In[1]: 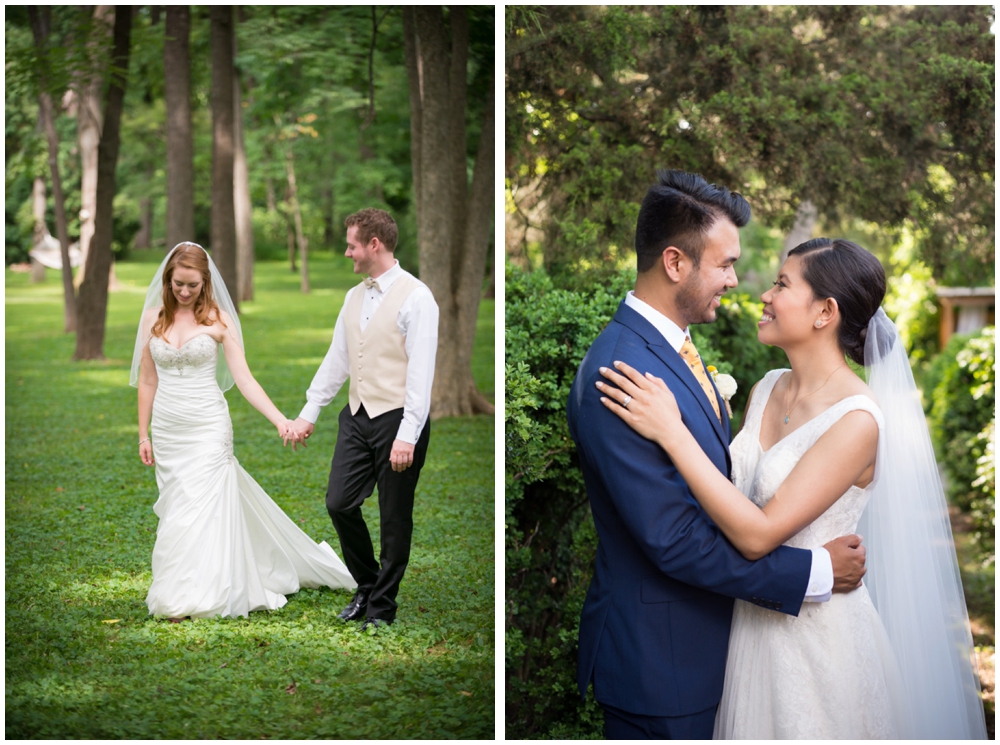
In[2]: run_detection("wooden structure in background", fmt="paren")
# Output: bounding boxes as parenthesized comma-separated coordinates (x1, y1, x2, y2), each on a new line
(936, 286, 995, 348)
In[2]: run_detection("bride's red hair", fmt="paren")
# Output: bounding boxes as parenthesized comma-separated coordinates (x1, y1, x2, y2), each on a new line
(151, 243, 227, 339)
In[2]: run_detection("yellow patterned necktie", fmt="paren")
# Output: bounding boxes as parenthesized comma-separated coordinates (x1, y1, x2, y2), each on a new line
(679, 337, 722, 422)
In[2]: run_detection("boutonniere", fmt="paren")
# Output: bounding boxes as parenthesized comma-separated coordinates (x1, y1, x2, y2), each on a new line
(706, 366, 737, 417)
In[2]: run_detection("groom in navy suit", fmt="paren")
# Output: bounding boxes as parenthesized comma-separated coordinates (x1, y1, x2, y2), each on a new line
(567, 170, 867, 739)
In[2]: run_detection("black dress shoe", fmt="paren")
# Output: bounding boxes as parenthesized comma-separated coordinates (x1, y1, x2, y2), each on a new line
(338, 588, 372, 622)
(360, 617, 392, 633)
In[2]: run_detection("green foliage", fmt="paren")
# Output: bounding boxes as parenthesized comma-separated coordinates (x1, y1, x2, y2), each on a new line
(505, 263, 628, 738)
(5, 7, 493, 273)
(5, 256, 495, 738)
(507, 6, 994, 284)
(969, 419, 995, 564)
(926, 327, 995, 563)
(884, 252, 940, 378)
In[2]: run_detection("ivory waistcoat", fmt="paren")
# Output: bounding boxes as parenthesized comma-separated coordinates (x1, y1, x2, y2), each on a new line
(344, 274, 419, 418)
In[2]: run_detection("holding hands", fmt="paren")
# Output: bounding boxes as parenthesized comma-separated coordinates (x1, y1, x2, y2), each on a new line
(282, 417, 315, 450)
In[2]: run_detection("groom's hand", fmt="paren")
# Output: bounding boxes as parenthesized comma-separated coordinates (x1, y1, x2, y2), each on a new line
(389, 439, 415, 472)
(286, 418, 315, 451)
(825, 534, 866, 593)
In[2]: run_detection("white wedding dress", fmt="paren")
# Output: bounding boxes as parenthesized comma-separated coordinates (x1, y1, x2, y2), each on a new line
(145, 333, 356, 618)
(714, 369, 907, 739)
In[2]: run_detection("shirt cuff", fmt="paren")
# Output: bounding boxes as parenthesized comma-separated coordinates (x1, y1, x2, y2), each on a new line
(298, 401, 323, 425)
(395, 419, 420, 445)
(804, 547, 834, 602)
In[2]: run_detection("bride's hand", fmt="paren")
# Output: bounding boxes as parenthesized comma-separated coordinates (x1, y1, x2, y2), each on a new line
(596, 360, 682, 449)
(277, 418, 296, 443)
(139, 439, 154, 466)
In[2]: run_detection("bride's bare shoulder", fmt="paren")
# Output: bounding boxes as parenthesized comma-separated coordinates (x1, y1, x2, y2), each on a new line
(841, 369, 878, 407)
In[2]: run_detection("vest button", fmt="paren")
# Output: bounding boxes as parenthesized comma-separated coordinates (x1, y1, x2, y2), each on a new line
(358, 352, 362, 357)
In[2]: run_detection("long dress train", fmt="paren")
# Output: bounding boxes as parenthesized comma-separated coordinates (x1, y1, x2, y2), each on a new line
(145, 333, 355, 618)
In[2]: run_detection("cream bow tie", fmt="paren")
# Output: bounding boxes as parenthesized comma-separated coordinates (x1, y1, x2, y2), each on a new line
(364, 277, 380, 291)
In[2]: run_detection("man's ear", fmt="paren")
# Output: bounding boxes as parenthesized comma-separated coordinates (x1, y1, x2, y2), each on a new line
(368, 237, 383, 254)
(661, 246, 688, 283)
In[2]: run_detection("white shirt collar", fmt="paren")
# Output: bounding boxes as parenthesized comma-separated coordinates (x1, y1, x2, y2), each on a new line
(624, 291, 689, 352)
(369, 260, 402, 292)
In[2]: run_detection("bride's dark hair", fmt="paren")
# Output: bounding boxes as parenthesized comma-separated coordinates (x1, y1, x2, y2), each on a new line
(787, 238, 886, 365)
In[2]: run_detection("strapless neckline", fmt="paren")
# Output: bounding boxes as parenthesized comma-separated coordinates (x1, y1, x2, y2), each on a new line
(156, 332, 215, 351)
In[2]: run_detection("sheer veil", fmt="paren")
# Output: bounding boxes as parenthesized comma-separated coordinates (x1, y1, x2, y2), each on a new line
(858, 308, 987, 738)
(128, 243, 243, 392)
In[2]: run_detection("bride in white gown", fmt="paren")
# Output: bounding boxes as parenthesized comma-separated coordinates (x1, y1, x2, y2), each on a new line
(598, 238, 986, 739)
(131, 242, 355, 620)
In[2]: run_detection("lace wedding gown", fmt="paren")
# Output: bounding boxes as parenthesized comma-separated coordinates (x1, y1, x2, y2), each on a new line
(145, 333, 356, 618)
(714, 370, 907, 739)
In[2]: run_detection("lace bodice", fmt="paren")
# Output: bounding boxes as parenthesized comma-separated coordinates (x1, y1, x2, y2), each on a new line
(729, 369, 884, 548)
(149, 333, 218, 373)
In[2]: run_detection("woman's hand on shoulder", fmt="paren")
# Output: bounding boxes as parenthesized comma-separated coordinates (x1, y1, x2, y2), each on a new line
(595, 360, 682, 448)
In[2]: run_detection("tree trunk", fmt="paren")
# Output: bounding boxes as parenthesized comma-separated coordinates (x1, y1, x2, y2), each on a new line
(210, 5, 238, 309)
(74, 5, 131, 360)
(780, 200, 818, 264)
(266, 177, 276, 212)
(322, 184, 334, 248)
(31, 174, 47, 282)
(403, 7, 494, 418)
(28, 6, 76, 332)
(284, 147, 309, 293)
(164, 5, 195, 249)
(233, 16, 254, 303)
(135, 195, 153, 248)
(286, 216, 297, 272)
(453, 66, 495, 415)
(74, 5, 113, 287)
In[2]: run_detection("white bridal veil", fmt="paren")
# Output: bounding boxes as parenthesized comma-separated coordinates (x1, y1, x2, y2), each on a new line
(858, 308, 987, 739)
(128, 243, 243, 392)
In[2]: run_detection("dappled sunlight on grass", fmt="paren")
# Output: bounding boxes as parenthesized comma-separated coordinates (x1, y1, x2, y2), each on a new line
(6, 258, 495, 738)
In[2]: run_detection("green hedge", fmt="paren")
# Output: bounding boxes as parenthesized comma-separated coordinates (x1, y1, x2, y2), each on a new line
(504, 264, 789, 738)
(926, 326, 995, 562)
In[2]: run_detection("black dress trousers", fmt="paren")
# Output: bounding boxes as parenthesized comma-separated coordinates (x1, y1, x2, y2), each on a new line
(325, 403, 430, 621)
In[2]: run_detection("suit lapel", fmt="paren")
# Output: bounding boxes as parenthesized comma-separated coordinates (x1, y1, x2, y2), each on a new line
(613, 303, 732, 467)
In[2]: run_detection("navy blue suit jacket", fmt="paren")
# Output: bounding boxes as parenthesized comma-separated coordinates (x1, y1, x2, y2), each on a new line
(568, 300, 812, 717)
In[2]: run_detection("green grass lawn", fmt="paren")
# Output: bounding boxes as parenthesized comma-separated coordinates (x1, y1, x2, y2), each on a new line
(5, 254, 496, 739)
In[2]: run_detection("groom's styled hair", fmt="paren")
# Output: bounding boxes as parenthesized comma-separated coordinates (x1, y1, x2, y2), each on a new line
(634, 169, 751, 272)
(345, 208, 398, 252)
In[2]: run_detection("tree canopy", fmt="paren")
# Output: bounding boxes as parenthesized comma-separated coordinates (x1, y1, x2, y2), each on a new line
(506, 5, 994, 285)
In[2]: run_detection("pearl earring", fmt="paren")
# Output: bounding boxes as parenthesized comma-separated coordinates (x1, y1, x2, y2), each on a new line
(815, 321, 822, 327)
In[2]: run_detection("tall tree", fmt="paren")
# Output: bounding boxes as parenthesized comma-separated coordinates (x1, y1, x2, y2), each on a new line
(73, 5, 113, 286)
(210, 5, 238, 308)
(74, 4, 131, 360)
(164, 5, 194, 249)
(284, 143, 309, 293)
(27, 5, 76, 332)
(404, 6, 494, 418)
(233, 12, 254, 303)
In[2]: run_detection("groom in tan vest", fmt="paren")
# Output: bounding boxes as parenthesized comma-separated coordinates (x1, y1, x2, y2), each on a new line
(288, 208, 439, 631)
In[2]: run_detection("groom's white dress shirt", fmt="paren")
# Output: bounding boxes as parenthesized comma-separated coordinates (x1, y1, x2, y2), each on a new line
(299, 260, 439, 444)
(625, 292, 834, 601)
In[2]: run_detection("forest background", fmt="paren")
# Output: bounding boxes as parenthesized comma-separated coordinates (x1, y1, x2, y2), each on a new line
(6, 5, 496, 739)
(504, 5, 995, 739)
